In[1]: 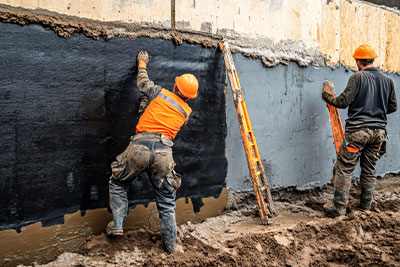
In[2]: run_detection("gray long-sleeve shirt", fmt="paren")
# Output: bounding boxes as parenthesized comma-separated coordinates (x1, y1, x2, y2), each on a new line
(326, 67, 397, 132)
(137, 68, 162, 101)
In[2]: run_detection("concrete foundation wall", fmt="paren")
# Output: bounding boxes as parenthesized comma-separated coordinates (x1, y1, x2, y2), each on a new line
(227, 55, 400, 191)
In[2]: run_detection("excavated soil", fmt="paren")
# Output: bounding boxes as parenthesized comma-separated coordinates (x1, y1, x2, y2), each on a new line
(24, 175, 400, 267)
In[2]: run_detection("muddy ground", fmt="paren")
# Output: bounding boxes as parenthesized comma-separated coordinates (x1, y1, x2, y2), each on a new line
(24, 175, 400, 267)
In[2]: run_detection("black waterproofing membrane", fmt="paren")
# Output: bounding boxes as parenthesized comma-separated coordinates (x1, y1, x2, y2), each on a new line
(0, 23, 227, 231)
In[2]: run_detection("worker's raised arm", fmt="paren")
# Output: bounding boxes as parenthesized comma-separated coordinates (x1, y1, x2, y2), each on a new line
(322, 73, 359, 109)
(136, 51, 162, 100)
(388, 80, 397, 114)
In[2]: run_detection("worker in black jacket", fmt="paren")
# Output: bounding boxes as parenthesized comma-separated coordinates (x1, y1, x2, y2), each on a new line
(322, 44, 397, 217)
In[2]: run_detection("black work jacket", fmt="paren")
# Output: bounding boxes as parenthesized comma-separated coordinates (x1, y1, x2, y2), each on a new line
(327, 67, 397, 132)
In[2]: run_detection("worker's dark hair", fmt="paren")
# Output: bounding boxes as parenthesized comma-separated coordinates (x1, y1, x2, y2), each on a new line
(175, 88, 189, 101)
(358, 59, 374, 67)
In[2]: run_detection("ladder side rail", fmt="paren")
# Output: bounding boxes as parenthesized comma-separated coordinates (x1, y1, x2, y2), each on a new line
(239, 85, 274, 210)
(220, 41, 271, 222)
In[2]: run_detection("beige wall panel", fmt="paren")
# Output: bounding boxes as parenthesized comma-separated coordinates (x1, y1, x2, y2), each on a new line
(1, 0, 171, 24)
(384, 12, 400, 71)
(340, 0, 387, 69)
(378, 10, 388, 70)
(175, 0, 321, 47)
(319, 0, 341, 64)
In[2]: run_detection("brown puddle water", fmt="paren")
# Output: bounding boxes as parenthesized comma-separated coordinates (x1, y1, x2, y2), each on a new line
(0, 189, 227, 267)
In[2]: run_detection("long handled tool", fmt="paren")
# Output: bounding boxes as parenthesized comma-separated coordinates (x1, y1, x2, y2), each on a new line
(323, 81, 344, 184)
(323, 81, 344, 154)
(219, 41, 273, 224)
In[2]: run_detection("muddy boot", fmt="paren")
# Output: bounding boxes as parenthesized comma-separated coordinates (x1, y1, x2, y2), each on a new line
(160, 216, 177, 253)
(108, 179, 129, 237)
(106, 221, 123, 236)
(359, 186, 375, 210)
(323, 189, 348, 217)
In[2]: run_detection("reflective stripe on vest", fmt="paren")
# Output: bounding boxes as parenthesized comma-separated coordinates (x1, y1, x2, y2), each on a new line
(136, 89, 192, 140)
(159, 92, 188, 120)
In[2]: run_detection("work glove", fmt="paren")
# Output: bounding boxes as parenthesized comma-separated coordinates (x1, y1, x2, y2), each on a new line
(322, 90, 334, 103)
(322, 81, 335, 103)
(137, 51, 149, 69)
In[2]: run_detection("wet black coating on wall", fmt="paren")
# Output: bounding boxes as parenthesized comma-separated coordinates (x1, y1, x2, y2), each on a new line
(0, 23, 227, 231)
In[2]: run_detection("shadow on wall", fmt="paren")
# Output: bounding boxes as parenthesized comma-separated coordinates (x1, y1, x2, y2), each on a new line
(0, 22, 227, 232)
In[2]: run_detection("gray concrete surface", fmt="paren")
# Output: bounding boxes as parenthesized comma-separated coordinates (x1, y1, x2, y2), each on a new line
(227, 54, 400, 191)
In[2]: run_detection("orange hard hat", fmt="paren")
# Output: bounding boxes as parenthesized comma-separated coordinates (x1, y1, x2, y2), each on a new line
(353, 44, 377, 59)
(175, 74, 199, 99)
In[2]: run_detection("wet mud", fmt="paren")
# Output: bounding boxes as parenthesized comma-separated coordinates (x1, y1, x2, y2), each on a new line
(23, 175, 400, 267)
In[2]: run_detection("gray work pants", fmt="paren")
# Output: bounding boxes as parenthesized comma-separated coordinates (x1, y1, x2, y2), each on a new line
(333, 128, 386, 207)
(109, 132, 181, 251)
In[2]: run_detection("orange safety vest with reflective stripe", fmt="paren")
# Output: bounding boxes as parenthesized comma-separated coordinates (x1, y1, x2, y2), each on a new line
(136, 89, 192, 140)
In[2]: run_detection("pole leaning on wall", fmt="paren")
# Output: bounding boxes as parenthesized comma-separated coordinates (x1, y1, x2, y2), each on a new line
(323, 81, 344, 185)
(323, 81, 344, 155)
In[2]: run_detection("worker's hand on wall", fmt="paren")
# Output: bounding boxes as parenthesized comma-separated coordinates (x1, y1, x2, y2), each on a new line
(137, 51, 149, 69)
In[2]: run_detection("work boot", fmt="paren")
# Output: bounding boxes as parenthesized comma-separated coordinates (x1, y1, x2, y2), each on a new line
(323, 201, 346, 217)
(359, 186, 375, 210)
(108, 179, 129, 236)
(323, 189, 348, 217)
(106, 221, 123, 236)
(160, 216, 177, 253)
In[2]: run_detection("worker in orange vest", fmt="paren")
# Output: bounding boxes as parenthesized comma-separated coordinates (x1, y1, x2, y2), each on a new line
(322, 44, 397, 217)
(106, 50, 199, 253)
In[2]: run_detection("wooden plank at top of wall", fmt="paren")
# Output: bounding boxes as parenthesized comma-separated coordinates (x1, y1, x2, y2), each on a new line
(171, 0, 176, 28)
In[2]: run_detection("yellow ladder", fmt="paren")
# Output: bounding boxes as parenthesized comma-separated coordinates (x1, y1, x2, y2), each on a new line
(219, 41, 273, 224)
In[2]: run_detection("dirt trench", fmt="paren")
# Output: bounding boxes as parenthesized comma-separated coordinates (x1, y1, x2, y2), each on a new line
(23, 175, 400, 267)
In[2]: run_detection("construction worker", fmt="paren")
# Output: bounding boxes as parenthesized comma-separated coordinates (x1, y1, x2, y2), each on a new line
(106, 50, 199, 253)
(322, 44, 397, 216)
